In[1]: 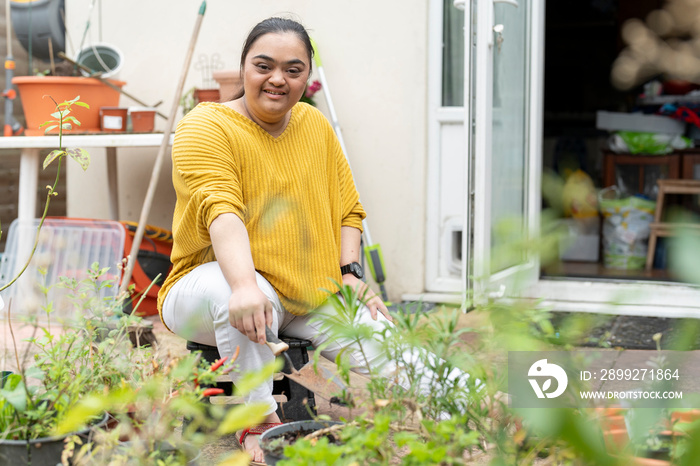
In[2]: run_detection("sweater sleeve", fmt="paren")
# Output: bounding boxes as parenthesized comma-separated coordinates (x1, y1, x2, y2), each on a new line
(332, 132, 366, 231)
(172, 109, 246, 246)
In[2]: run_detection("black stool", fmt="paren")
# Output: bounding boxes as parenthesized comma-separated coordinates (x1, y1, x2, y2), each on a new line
(186, 337, 316, 421)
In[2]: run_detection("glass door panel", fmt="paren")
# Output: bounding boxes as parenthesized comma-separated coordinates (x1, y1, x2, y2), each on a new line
(469, 0, 544, 299)
(490, 1, 528, 273)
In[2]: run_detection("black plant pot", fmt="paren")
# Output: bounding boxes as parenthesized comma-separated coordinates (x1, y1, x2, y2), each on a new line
(0, 412, 109, 466)
(259, 420, 344, 466)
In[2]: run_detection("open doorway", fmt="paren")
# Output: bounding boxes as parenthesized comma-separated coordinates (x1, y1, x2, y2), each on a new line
(540, 0, 700, 283)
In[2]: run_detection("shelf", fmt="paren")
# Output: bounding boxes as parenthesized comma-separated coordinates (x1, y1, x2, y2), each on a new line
(638, 93, 700, 106)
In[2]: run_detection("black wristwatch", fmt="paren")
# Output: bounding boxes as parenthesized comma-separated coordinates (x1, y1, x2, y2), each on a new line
(340, 262, 364, 279)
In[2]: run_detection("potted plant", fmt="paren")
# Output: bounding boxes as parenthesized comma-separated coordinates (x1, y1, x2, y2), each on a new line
(598, 405, 700, 465)
(260, 420, 344, 465)
(0, 263, 141, 464)
(180, 86, 220, 116)
(255, 284, 494, 465)
(0, 96, 131, 465)
(193, 87, 220, 104)
(61, 343, 279, 465)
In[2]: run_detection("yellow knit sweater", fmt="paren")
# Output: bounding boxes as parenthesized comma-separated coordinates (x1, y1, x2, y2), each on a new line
(157, 102, 366, 317)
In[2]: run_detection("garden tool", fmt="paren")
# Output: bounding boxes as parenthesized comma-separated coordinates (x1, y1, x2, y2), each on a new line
(311, 39, 390, 304)
(119, 1, 207, 296)
(265, 328, 370, 405)
(283, 358, 370, 406)
(3, 0, 23, 136)
(264, 325, 290, 357)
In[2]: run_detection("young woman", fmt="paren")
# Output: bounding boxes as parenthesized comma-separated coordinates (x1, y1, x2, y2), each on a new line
(158, 17, 392, 463)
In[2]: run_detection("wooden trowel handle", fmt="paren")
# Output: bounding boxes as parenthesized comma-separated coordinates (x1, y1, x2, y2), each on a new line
(265, 326, 289, 356)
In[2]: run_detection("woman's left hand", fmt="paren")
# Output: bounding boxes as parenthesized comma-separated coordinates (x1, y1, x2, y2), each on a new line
(342, 276, 392, 322)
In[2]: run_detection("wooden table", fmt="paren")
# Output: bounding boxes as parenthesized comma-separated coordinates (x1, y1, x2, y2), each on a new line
(0, 133, 174, 223)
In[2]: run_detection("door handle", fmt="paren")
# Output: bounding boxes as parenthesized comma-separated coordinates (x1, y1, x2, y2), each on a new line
(452, 0, 519, 50)
(491, 0, 518, 50)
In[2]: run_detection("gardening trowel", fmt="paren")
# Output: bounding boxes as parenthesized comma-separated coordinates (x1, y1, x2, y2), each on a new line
(284, 359, 371, 406)
(264, 327, 370, 406)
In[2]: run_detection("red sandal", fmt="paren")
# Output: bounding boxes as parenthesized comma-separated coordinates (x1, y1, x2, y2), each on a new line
(238, 422, 283, 465)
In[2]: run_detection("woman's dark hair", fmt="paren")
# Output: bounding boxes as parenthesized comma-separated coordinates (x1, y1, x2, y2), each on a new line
(230, 17, 314, 100)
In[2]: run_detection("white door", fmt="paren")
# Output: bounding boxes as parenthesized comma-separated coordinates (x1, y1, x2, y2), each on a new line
(466, 0, 545, 302)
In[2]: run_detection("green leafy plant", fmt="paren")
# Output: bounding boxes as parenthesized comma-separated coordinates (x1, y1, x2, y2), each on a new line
(0, 96, 90, 296)
(62, 340, 279, 465)
(270, 212, 642, 464)
(180, 87, 196, 116)
(2, 256, 276, 464)
(0, 264, 141, 442)
(266, 284, 501, 465)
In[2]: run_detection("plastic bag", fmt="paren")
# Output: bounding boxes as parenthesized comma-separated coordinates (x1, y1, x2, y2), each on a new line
(562, 169, 598, 218)
(598, 186, 656, 270)
(608, 131, 692, 155)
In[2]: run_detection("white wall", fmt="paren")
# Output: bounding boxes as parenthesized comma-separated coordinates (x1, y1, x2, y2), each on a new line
(64, 0, 429, 301)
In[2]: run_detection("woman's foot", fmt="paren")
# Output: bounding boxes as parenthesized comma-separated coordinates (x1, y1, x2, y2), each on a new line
(237, 412, 282, 464)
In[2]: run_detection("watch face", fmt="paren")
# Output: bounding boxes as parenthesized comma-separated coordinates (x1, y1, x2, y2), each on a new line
(342, 262, 364, 279)
(351, 262, 364, 279)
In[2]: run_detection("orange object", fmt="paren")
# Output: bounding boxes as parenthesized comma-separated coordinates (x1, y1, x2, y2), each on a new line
(130, 108, 156, 132)
(12, 76, 125, 135)
(99, 107, 128, 132)
(193, 88, 220, 104)
(4, 60, 15, 70)
(120, 222, 173, 316)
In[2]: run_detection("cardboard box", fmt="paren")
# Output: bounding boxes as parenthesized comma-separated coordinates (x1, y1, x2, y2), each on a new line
(559, 218, 600, 262)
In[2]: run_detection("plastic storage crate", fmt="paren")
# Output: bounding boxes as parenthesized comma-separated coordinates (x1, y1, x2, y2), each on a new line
(0, 218, 125, 321)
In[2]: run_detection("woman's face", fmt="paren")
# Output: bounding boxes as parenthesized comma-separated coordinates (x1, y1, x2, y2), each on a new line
(242, 32, 310, 124)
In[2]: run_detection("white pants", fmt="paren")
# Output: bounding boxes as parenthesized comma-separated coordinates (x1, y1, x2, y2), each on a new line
(162, 262, 392, 416)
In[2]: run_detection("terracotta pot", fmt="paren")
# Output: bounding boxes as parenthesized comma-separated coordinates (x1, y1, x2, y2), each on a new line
(658, 409, 700, 436)
(12, 76, 125, 135)
(99, 107, 128, 132)
(129, 108, 156, 133)
(595, 406, 626, 417)
(193, 88, 220, 104)
(598, 407, 673, 466)
(600, 414, 626, 431)
(670, 409, 700, 424)
(630, 456, 672, 466)
(603, 428, 629, 451)
(212, 70, 242, 101)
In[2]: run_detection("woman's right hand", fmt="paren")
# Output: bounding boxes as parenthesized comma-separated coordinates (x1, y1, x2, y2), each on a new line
(228, 284, 273, 344)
